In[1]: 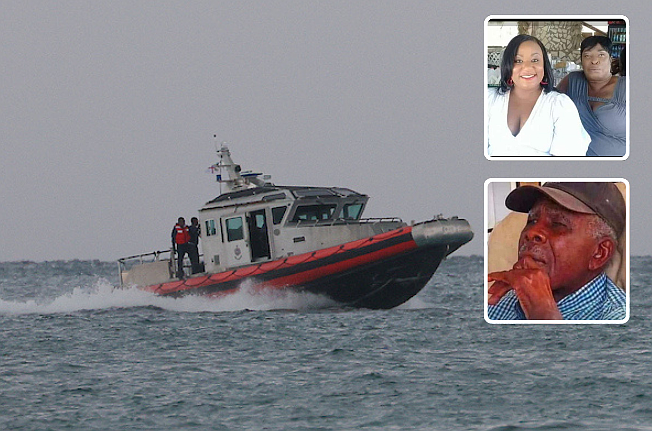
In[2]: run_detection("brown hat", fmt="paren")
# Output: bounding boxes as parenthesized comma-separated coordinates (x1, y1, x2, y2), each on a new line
(505, 182, 626, 237)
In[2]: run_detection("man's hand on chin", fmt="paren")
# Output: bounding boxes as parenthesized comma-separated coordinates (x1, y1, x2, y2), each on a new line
(488, 256, 563, 320)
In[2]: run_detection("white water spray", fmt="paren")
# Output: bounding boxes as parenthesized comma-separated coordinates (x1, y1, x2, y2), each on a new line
(0, 279, 338, 315)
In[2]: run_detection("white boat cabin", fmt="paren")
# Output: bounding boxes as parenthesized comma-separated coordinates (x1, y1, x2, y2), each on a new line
(118, 144, 404, 286)
(199, 184, 404, 273)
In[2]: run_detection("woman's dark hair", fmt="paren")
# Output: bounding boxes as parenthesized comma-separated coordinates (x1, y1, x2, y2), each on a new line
(499, 34, 555, 94)
(580, 36, 613, 56)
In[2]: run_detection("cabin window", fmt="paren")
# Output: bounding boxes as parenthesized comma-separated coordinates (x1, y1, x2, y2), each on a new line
(293, 188, 336, 198)
(342, 203, 363, 220)
(226, 217, 244, 242)
(291, 204, 337, 222)
(263, 193, 286, 201)
(272, 206, 287, 225)
(205, 219, 217, 236)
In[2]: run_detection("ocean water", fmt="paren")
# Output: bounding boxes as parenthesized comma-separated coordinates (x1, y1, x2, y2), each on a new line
(1, 256, 651, 431)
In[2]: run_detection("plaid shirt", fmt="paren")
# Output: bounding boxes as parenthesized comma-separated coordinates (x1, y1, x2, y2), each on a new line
(488, 272, 626, 321)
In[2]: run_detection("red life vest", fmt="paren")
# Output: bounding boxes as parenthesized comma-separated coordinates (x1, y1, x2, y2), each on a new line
(174, 224, 191, 245)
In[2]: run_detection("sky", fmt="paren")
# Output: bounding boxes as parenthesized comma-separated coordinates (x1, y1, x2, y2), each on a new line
(1, 1, 649, 262)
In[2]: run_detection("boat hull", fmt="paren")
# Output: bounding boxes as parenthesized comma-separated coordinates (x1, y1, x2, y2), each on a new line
(294, 244, 449, 309)
(141, 218, 473, 309)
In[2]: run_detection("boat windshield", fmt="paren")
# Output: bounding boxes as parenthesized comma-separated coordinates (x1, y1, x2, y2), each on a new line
(342, 203, 364, 220)
(291, 204, 337, 222)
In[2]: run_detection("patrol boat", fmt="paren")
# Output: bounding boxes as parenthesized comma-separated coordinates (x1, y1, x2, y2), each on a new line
(117, 145, 473, 309)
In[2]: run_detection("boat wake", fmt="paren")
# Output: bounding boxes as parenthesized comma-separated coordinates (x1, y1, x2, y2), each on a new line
(0, 279, 339, 315)
(395, 295, 432, 310)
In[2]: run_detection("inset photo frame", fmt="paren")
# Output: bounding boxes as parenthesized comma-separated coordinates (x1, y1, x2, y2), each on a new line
(484, 179, 629, 324)
(484, 16, 629, 160)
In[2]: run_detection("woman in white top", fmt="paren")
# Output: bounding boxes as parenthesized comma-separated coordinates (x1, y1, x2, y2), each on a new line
(487, 35, 590, 157)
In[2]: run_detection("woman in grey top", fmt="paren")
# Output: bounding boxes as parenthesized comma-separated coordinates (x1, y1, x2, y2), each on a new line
(557, 36, 626, 156)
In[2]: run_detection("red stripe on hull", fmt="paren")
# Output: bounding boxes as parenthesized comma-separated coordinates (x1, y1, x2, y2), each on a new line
(144, 227, 415, 296)
(264, 240, 417, 288)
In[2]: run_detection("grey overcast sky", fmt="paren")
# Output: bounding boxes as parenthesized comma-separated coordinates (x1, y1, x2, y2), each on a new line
(1, 1, 649, 261)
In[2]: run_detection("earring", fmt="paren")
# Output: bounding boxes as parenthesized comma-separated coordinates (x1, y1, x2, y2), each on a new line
(507, 78, 514, 86)
(540, 78, 548, 85)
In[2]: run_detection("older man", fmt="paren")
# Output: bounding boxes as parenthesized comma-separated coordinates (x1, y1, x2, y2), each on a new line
(488, 182, 626, 321)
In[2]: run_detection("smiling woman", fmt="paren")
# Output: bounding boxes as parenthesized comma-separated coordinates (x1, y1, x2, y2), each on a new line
(486, 34, 591, 157)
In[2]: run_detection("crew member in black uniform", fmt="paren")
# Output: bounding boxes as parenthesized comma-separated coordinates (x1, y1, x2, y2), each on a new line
(188, 217, 203, 274)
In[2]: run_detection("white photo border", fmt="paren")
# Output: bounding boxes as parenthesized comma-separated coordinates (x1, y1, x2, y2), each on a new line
(483, 15, 630, 161)
(483, 177, 630, 324)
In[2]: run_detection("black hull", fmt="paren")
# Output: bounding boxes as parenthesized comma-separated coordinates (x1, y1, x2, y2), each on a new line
(299, 245, 447, 309)
(144, 218, 473, 309)
(161, 244, 447, 310)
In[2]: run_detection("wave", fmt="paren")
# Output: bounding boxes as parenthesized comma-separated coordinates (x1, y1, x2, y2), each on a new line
(0, 279, 339, 315)
(395, 295, 432, 310)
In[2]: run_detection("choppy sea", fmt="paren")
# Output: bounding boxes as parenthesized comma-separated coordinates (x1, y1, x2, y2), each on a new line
(1, 256, 651, 430)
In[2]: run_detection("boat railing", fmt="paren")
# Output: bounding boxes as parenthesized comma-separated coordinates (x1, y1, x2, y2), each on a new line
(117, 249, 173, 287)
(117, 249, 206, 287)
(293, 217, 403, 228)
(117, 249, 173, 267)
